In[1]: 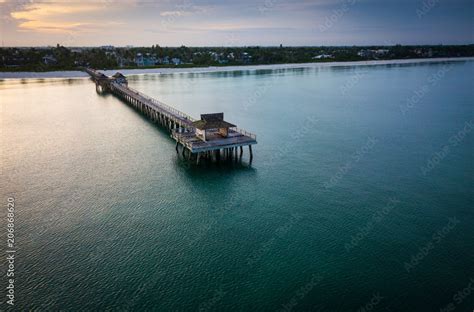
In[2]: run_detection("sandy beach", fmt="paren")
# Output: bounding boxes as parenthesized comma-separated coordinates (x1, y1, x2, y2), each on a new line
(1, 57, 473, 79)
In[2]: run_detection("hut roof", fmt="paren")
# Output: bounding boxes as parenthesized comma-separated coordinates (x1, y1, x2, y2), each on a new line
(192, 113, 236, 130)
(112, 72, 126, 78)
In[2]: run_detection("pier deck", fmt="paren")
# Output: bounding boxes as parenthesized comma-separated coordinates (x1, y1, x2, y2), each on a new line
(86, 68, 257, 163)
(172, 128, 257, 153)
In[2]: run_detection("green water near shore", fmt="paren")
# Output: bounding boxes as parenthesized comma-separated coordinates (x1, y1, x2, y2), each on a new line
(1, 61, 473, 311)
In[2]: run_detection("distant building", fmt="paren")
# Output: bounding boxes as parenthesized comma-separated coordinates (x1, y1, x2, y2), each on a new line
(42, 55, 57, 65)
(208, 52, 228, 64)
(144, 53, 157, 66)
(135, 53, 157, 66)
(313, 54, 333, 59)
(242, 52, 252, 64)
(374, 49, 389, 56)
(171, 57, 181, 65)
(74, 60, 87, 66)
(117, 57, 127, 67)
(135, 53, 144, 66)
(357, 49, 371, 58)
(358, 49, 390, 58)
(414, 48, 433, 58)
(105, 51, 116, 57)
(100, 45, 115, 51)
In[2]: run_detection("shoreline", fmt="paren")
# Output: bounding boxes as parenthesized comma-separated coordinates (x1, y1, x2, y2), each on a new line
(1, 57, 473, 79)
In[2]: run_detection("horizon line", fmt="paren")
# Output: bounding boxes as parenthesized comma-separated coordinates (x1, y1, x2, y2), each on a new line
(2, 43, 474, 49)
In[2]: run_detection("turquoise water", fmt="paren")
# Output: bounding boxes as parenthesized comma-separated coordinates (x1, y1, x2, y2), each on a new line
(1, 61, 473, 311)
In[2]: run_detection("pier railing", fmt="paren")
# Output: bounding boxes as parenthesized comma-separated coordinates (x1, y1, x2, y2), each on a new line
(171, 131, 195, 150)
(110, 82, 255, 141)
(118, 84, 196, 123)
(231, 127, 257, 140)
(85, 68, 105, 80)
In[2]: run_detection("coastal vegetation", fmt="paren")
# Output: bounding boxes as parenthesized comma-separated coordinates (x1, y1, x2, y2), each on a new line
(1, 44, 473, 72)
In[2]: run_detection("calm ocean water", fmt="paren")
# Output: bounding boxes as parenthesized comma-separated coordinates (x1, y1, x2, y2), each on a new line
(1, 61, 473, 311)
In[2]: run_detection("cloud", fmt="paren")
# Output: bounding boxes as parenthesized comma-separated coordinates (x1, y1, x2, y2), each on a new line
(17, 21, 85, 32)
(159, 4, 208, 17)
(160, 10, 191, 17)
(8, 1, 107, 33)
(11, 3, 100, 19)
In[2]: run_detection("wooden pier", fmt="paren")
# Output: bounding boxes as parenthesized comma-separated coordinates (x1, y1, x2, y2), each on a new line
(86, 68, 257, 164)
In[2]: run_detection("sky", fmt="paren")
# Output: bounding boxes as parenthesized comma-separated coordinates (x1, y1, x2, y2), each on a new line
(0, 0, 472, 47)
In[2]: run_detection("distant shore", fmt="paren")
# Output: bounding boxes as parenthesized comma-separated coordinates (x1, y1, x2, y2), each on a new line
(1, 57, 473, 79)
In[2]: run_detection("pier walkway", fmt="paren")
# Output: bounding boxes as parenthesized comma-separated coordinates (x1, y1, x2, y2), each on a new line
(86, 68, 257, 164)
